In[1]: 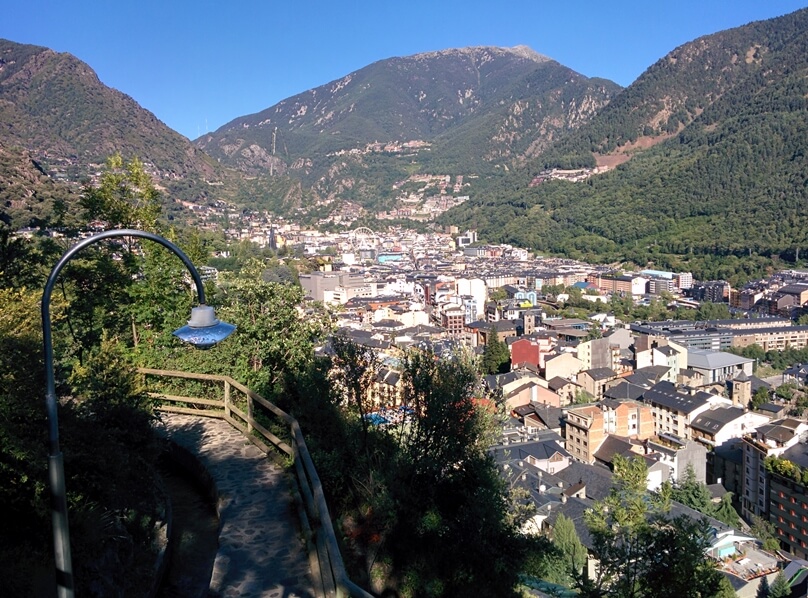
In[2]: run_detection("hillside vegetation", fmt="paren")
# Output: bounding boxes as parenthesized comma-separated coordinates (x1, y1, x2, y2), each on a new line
(441, 8, 808, 283)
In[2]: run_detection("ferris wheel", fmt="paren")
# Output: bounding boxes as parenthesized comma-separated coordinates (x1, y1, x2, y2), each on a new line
(349, 227, 379, 250)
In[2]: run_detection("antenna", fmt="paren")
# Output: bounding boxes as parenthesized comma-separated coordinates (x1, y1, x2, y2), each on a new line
(270, 127, 277, 176)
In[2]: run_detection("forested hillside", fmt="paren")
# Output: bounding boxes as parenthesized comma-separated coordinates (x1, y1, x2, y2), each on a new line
(442, 8, 808, 283)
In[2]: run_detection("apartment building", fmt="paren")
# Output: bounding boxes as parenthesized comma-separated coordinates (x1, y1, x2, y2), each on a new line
(642, 381, 732, 440)
(741, 418, 808, 522)
(564, 399, 654, 464)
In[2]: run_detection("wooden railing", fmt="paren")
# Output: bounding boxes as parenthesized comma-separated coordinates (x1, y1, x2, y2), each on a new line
(138, 368, 374, 598)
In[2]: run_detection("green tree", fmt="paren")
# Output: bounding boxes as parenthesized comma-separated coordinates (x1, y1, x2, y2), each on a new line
(586, 325, 603, 340)
(80, 154, 160, 231)
(552, 513, 588, 586)
(636, 515, 728, 598)
(584, 454, 666, 596)
(752, 386, 771, 410)
(695, 302, 731, 321)
(775, 382, 797, 402)
(584, 455, 727, 597)
(383, 349, 525, 597)
(329, 335, 381, 454)
(482, 327, 510, 374)
(757, 575, 770, 598)
(713, 493, 741, 528)
(671, 465, 714, 514)
(489, 287, 507, 302)
(135, 258, 329, 398)
(769, 572, 791, 598)
(750, 514, 781, 552)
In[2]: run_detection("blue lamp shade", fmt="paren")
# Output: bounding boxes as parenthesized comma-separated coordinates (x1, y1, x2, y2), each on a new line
(173, 305, 236, 349)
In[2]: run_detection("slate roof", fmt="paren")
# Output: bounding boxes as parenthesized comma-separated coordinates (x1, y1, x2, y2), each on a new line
(398, 324, 445, 336)
(690, 407, 746, 434)
(529, 405, 565, 430)
(583, 367, 618, 381)
(643, 380, 713, 414)
(659, 344, 681, 357)
(756, 402, 787, 416)
(484, 371, 530, 390)
(706, 483, 728, 500)
(624, 366, 669, 388)
(749, 375, 772, 393)
(603, 380, 646, 401)
(757, 418, 806, 445)
(511, 439, 571, 462)
(594, 435, 636, 464)
(554, 461, 614, 501)
(548, 376, 580, 391)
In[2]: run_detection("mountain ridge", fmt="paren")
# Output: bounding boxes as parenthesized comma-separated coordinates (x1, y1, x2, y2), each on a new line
(196, 44, 620, 208)
(2, 7, 808, 284)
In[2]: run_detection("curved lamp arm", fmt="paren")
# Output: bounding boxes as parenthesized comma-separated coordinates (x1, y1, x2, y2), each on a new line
(41, 228, 234, 597)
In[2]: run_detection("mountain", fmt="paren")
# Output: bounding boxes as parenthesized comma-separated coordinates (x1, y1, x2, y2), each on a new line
(441, 8, 808, 283)
(196, 46, 620, 208)
(539, 7, 808, 170)
(0, 144, 77, 228)
(0, 39, 226, 227)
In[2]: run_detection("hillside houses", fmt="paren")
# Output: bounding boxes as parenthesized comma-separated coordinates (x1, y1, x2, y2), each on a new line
(290, 224, 808, 581)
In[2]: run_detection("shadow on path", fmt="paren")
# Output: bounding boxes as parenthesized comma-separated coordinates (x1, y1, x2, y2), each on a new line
(156, 414, 316, 598)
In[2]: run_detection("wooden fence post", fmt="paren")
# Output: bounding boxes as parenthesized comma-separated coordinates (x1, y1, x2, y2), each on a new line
(224, 380, 231, 419)
(247, 391, 254, 434)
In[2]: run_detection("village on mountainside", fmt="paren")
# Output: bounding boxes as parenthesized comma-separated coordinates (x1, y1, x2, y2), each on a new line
(16, 192, 808, 595)
(180, 214, 808, 597)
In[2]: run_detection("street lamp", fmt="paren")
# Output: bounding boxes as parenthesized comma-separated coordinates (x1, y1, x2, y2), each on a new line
(41, 229, 235, 597)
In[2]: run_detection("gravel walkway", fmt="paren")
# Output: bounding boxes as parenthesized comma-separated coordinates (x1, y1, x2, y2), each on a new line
(157, 413, 316, 598)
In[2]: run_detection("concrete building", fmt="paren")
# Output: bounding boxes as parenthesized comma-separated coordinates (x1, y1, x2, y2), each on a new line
(634, 336, 687, 382)
(645, 435, 709, 483)
(687, 349, 755, 384)
(544, 353, 584, 384)
(741, 418, 808, 522)
(642, 381, 732, 440)
(564, 399, 654, 464)
(577, 367, 619, 401)
(299, 271, 373, 304)
(587, 273, 649, 297)
(690, 406, 771, 449)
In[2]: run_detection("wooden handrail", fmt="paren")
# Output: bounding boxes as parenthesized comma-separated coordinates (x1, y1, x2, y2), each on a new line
(138, 368, 374, 598)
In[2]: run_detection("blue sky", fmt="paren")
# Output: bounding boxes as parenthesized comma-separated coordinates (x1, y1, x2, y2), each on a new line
(2, 1, 806, 140)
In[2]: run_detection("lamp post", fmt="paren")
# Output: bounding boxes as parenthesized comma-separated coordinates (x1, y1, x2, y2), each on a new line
(41, 229, 235, 597)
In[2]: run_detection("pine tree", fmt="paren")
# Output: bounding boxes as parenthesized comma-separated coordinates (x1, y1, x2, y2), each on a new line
(756, 575, 770, 598)
(769, 572, 790, 598)
(553, 513, 587, 584)
(482, 327, 510, 374)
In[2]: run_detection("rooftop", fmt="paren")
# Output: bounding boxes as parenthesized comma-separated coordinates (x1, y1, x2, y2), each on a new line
(688, 349, 755, 370)
(643, 381, 715, 414)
